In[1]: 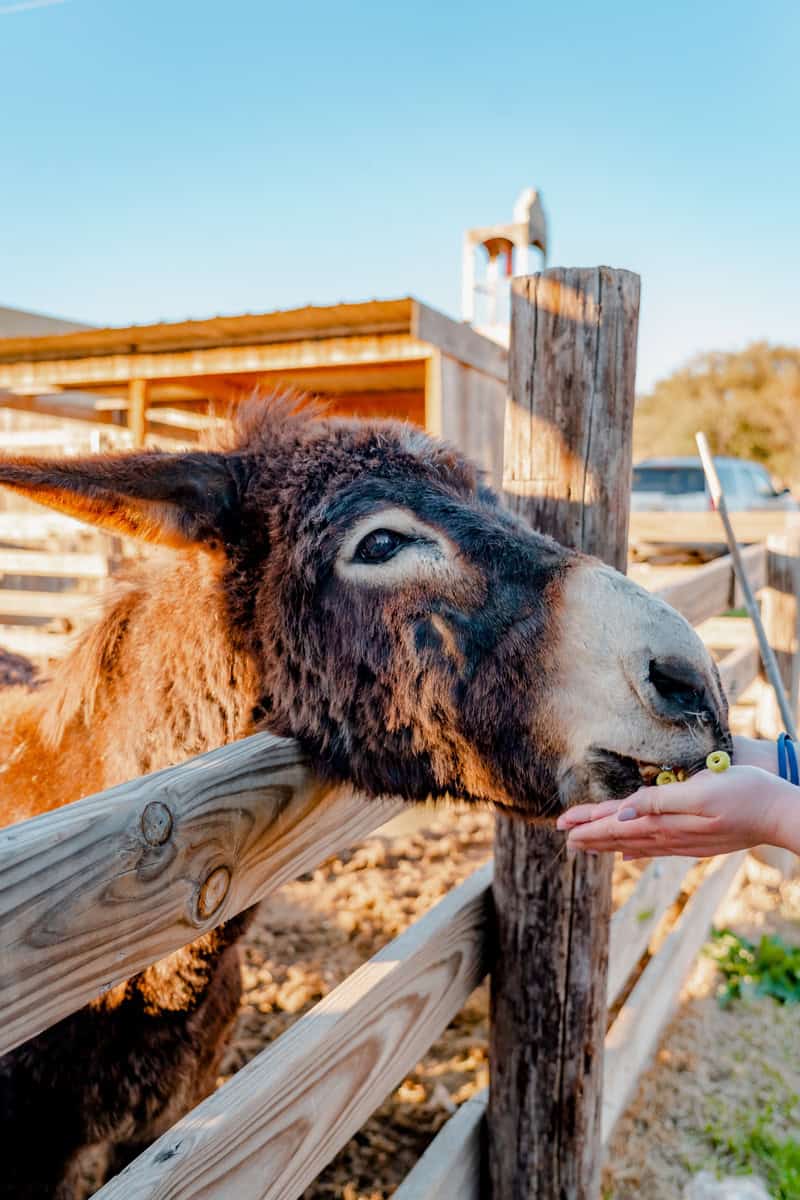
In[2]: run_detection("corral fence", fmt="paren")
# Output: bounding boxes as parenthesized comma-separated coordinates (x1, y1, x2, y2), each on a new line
(2, 270, 799, 1198)
(0, 412, 191, 664)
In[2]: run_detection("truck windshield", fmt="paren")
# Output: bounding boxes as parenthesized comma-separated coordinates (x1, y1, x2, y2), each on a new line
(631, 467, 706, 495)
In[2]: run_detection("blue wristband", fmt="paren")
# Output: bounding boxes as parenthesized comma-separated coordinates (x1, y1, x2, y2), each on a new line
(778, 732, 799, 786)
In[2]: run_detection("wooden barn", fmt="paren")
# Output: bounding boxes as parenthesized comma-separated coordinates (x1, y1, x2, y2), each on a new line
(0, 297, 508, 482)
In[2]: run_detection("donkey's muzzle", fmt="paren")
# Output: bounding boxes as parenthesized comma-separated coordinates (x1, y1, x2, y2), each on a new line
(647, 656, 719, 723)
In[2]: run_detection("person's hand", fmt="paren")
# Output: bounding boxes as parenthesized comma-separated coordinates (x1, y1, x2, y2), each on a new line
(556, 764, 791, 858)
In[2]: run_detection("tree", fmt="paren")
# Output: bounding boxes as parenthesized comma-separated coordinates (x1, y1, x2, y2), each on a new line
(633, 343, 800, 488)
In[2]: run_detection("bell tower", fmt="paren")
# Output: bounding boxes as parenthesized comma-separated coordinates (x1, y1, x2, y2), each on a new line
(462, 188, 548, 344)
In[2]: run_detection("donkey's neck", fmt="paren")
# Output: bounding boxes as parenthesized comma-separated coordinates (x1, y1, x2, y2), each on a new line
(1, 553, 259, 823)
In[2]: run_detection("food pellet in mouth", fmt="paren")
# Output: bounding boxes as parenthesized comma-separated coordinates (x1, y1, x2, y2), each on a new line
(654, 750, 730, 785)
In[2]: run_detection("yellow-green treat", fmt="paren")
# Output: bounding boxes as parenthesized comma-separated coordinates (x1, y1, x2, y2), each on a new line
(656, 769, 677, 786)
(706, 749, 731, 773)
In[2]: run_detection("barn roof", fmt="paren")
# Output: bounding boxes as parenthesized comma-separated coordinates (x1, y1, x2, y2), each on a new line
(0, 304, 92, 340)
(0, 297, 505, 380)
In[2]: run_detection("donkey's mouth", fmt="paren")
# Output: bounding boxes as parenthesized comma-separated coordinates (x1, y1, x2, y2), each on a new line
(588, 748, 720, 801)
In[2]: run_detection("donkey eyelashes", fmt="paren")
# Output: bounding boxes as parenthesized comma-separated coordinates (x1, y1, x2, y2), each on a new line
(354, 528, 419, 565)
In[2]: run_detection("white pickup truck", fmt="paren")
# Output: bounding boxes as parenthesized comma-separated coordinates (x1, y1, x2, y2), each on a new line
(631, 456, 798, 512)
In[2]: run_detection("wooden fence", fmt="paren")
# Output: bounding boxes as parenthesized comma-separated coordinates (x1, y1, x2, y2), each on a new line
(0, 425, 125, 662)
(1, 533, 792, 1198)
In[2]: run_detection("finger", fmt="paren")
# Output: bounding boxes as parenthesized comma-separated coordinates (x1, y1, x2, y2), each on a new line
(567, 811, 709, 853)
(615, 773, 723, 821)
(557, 799, 621, 829)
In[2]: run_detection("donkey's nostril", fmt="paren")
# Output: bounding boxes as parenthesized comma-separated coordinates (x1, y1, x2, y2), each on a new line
(648, 658, 706, 710)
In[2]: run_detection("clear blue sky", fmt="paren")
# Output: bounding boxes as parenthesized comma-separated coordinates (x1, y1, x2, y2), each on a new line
(1, 0, 798, 391)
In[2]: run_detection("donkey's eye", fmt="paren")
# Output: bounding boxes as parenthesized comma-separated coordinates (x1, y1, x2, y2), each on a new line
(353, 529, 411, 564)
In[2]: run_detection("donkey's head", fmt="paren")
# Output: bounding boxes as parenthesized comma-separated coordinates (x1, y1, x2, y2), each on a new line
(0, 400, 729, 817)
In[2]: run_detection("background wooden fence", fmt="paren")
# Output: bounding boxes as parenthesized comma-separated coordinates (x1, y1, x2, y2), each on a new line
(0, 417, 183, 665)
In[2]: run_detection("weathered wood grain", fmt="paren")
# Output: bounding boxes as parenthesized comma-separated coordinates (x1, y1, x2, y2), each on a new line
(601, 851, 746, 1142)
(653, 544, 765, 627)
(402, 854, 745, 1188)
(0, 731, 404, 1054)
(94, 862, 493, 1200)
(759, 532, 800, 734)
(433, 353, 505, 485)
(718, 639, 760, 704)
(412, 300, 508, 381)
(393, 1086, 487, 1200)
(0, 333, 432, 390)
(606, 857, 695, 1005)
(490, 267, 640, 1199)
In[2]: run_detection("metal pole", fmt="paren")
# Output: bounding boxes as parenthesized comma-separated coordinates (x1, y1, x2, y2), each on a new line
(695, 431, 796, 737)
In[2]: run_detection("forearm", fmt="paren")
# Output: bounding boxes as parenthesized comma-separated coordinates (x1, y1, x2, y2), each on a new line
(733, 736, 800, 851)
(769, 783, 800, 854)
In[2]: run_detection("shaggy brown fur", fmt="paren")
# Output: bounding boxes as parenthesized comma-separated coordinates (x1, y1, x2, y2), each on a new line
(0, 398, 730, 1197)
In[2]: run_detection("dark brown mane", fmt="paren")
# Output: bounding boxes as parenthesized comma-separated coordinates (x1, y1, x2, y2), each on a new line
(220, 389, 328, 453)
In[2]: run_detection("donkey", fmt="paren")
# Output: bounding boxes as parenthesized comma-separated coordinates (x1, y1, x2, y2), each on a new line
(0, 397, 730, 1197)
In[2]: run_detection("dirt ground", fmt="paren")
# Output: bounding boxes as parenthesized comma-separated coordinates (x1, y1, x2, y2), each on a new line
(603, 860, 800, 1199)
(222, 806, 496, 1199)
(216, 803, 800, 1200)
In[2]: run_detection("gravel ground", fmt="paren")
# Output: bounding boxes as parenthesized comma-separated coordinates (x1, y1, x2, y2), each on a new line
(603, 860, 800, 1200)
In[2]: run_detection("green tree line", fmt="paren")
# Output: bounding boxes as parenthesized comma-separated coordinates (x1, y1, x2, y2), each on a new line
(633, 343, 800, 489)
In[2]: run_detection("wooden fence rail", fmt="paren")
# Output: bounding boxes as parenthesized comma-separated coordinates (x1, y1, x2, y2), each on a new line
(96, 863, 492, 1200)
(0, 734, 402, 1055)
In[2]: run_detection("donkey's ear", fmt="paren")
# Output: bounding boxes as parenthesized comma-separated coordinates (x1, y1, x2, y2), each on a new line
(0, 451, 250, 549)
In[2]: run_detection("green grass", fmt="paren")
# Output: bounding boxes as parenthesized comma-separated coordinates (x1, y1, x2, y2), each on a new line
(695, 931, 800, 1194)
(705, 928, 800, 1007)
(704, 1108, 800, 1199)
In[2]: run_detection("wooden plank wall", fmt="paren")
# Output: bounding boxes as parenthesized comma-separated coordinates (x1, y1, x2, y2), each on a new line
(427, 351, 506, 485)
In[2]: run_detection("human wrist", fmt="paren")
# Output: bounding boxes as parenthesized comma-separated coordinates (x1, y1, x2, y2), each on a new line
(733, 734, 779, 777)
(763, 778, 800, 854)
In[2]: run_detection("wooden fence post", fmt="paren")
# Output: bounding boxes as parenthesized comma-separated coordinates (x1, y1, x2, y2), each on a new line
(757, 530, 800, 739)
(489, 268, 641, 1199)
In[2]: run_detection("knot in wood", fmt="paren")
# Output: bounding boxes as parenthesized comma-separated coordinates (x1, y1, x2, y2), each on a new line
(197, 865, 231, 920)
(140, 801, 173, 846)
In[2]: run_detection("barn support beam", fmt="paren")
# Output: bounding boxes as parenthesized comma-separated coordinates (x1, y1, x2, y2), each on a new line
(128, 378, 147, 447)
(489, 268, 640, 1198)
